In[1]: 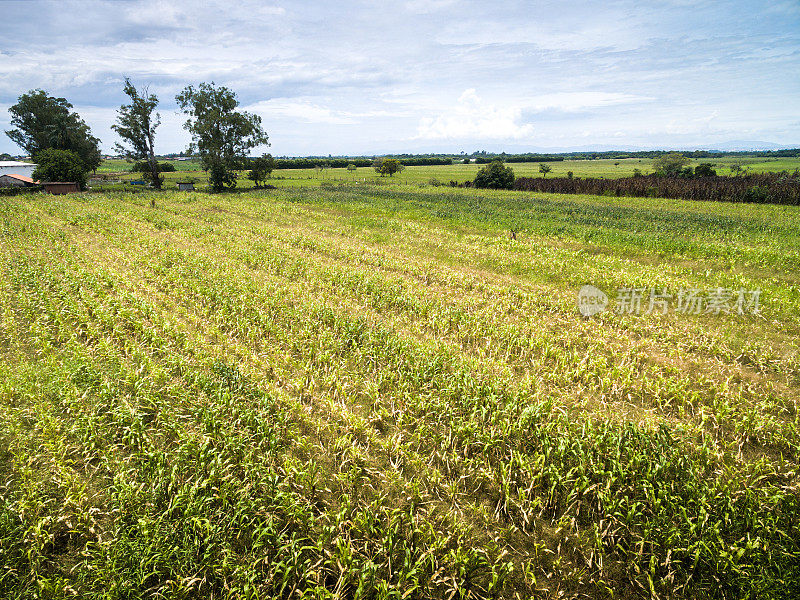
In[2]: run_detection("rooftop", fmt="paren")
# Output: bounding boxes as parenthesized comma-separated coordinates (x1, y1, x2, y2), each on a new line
(0, 173, 36, 184)
(0, 161, 36, 167)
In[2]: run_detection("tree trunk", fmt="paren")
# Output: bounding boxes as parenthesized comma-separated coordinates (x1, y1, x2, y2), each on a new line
(147, 133, 162, 190)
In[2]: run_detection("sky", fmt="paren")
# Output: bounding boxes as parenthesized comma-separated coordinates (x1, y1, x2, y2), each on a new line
(0, 0, 798, 157)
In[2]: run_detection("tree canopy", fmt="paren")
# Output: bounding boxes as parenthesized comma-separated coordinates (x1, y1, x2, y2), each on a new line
(653, 152, 691, 177)
(112, 78, 162, 189)
(176, 82, 269, 191)
(247, 154, 275, 188)
(473, 160, 515, 189)
(32, 148, 88, 189)
(373, 157, 404, 177)
(6, 89, 101, 171)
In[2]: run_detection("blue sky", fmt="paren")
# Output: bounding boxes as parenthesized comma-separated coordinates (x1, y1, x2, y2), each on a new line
(1, 0, 798, 156)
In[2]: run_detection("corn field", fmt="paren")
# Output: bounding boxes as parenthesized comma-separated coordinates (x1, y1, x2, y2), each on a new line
(510, 173, 800, 205)
(1, 186, 799, 599)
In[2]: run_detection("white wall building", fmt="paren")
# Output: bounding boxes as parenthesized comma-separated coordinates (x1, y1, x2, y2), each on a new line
(0, 161, 37, 178)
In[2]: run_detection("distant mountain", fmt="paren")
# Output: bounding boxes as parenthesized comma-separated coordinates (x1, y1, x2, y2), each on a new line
(697, 140, 790, 151)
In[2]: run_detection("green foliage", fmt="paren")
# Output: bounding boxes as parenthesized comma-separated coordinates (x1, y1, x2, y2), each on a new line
(175, 82, 270, 191)
(538, 163, 552, 178)
(743, 185, 771, 203)
(247, 154, 275, 188)
(31, 148, 88, 188)
(207, 156, 239, 192)
(112, 78, 162, 189)
(5, 89, 101, 171)
(653, 152, 691, 176)
(694, 163, 717, 177)
(373, 157, 404, 177)
(474, 160, 515, 189)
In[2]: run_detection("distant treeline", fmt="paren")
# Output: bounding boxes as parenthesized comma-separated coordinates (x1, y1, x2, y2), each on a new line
(271, 157, 453, 169)
(471, 149, 800, 160)
(475, 154, 564, 163)
(150, 148, 800, 170)
(508, 172, 800, 205)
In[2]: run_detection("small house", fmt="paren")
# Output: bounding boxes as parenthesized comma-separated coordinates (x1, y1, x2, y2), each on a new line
(0, 161, 37, 178)
(0, 174, 37, 188)
(177, 181, 195, 191)
(42, 182, 80, 194)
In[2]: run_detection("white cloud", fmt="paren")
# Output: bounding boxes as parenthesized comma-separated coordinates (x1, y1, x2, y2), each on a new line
(414, 90, 652, 141)
(415, 89, 535, 141)
(247, 99, 356, 124)
(403, 0, 457, 14)
(0, 0, 798, 154)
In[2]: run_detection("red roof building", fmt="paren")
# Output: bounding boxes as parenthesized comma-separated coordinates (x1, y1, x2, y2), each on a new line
(0, 173, 38, 187)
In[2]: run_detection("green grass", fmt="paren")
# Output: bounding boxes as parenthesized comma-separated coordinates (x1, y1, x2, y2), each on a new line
(1, 184, 799, 598)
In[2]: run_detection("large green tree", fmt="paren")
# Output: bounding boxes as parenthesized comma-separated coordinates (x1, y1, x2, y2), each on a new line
(373, 157, 404, 177)
(473, 160, 515, 189)
(112, 78, 162, 189)
(175, 83, 269, 191)
(5, 90, 101, 171)
(32, 148, 88, 189)
(652, 152, 691, 177)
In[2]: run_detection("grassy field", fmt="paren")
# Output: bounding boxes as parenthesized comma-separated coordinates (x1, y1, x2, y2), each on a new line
(1, 184, 799, 598)
(93, 156, 800, 191)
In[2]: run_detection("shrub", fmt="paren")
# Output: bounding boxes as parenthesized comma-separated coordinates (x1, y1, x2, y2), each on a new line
(32, 148, 88, 189)
(473, 160, 515, 189)
(694, 163, 717, 177)
(743, 185, 771, 203)
(247, 154, 275, 188)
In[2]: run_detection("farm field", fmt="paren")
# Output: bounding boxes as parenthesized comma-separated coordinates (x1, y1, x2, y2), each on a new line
(93, 156, 800, 191)
(1, 185, 800, 598)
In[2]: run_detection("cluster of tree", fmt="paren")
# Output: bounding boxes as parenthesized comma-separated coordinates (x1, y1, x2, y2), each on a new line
(510, 171, 799, 205)
(5, 80, 270, 192)
(7, 84, 798, 193)
(4, 90, 103, 188)
(652, 153, 718, 177)
(473, 160, 515, 189)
